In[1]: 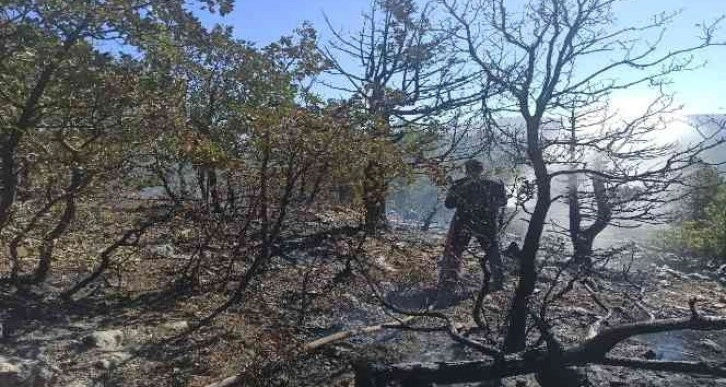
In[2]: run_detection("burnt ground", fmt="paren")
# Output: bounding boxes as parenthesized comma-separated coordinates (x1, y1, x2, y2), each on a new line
(0, 218, 725, 387)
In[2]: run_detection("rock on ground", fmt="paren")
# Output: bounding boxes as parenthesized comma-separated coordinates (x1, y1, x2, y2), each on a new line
(0, 355, 55, 387)
(84, 329, 125, 351)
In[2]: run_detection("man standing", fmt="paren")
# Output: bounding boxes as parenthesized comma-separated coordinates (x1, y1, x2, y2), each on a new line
(438, 159, 507, 292)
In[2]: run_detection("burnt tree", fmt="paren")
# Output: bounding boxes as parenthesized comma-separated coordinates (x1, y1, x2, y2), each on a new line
(323, 0, 481, 232)
(444, 0, 725, 352)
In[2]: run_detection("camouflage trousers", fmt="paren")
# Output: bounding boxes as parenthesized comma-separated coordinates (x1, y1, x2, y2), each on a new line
(438, 216, 504, 290)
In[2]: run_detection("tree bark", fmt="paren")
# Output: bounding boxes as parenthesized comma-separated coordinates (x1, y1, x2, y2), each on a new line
(570, 175, 611, 267)
(208, 168, 222, 213)
(363, 160, 388, 233)
(32, 167, 84, 283)
(504, 116, 551, 353)
(0, 132, 20, 232)
(355, 358, 534, 387)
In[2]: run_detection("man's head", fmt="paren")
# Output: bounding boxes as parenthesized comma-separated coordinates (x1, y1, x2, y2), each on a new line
(464, 159, 484, 177)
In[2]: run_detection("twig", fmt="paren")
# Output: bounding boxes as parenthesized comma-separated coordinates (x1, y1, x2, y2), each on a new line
(586, 309, 613, 340)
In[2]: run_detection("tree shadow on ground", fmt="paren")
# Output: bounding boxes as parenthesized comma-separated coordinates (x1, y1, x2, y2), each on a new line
(0, 277, 203, 341)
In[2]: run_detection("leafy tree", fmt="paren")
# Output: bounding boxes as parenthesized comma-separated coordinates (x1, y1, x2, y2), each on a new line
(0, 0, 231, 283)
(680, 165, 724, 222)
(664, 166, 726, 261)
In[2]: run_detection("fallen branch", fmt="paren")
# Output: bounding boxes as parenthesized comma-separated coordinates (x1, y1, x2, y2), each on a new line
(622, 291, 656, 321)
(303, 316, 416, 351)
(356, 304, 726, 386)
(204, 375, 243, 387)
(582, 282, 613, 340)
(60, 218, 159, 300)
(582, 281, 609, 313)
(573, 311, 726, 360)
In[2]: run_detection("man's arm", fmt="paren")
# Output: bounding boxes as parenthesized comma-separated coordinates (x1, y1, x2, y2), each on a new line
(444, 186, 457, 209)
(444, 180, 462, 209)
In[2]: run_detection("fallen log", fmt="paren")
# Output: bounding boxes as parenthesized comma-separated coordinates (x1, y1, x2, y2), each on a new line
(354, 354, 726, 386)
(355, 310, 726, 386)
(354, 355, 536, 387)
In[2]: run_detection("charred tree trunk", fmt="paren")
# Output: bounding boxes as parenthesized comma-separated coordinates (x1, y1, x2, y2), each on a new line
(354, 353, 582, 387)
(569, 174, 611, 267)
(504, 117, 551, 353)
(566, 107, 612, 267)
(568, 174, 591, 267)
(197, 167, 208, 204)
(177, 163, 189, 198)
(357, 311, 726, 386)
(354, 360, 505, 387)
(0, 133, 20, 232)
(306, 162, 330, 205)
(226, 172, 236, 213)
(572, 236, 594, 266)
(363, 160, 388, 233)
(32, 167, 85, 283)
(196, 167, 223, 213)
(208, 168, 222, 213)
(0, 55, 64, 232)
(305, 173, 323, 205)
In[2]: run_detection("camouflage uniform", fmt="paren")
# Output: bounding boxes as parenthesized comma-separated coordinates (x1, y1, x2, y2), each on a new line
(438, 176, 507, 290)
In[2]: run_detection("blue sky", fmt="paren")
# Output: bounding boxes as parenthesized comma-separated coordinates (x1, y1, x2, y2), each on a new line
(193, 0, 726, 114)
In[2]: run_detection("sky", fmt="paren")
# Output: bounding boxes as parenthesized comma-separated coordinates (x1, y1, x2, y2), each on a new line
(193, 0, 726, 115)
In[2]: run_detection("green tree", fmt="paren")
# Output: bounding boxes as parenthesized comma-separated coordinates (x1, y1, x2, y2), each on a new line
(681, 165, 724, 222)
(665, 166, 726, 260)
(0, 0, 231, 283)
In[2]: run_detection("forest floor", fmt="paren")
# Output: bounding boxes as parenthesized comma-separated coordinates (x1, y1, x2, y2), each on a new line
(1, 209, 725, 387)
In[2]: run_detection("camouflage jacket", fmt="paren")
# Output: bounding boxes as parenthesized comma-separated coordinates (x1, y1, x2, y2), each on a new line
(445, 177, 507, 228)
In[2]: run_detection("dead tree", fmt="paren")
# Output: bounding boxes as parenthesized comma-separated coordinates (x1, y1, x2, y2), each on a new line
(555, 94, 725, 267)
(323, 0, 482, 232)
(443, 0, 725, 352)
